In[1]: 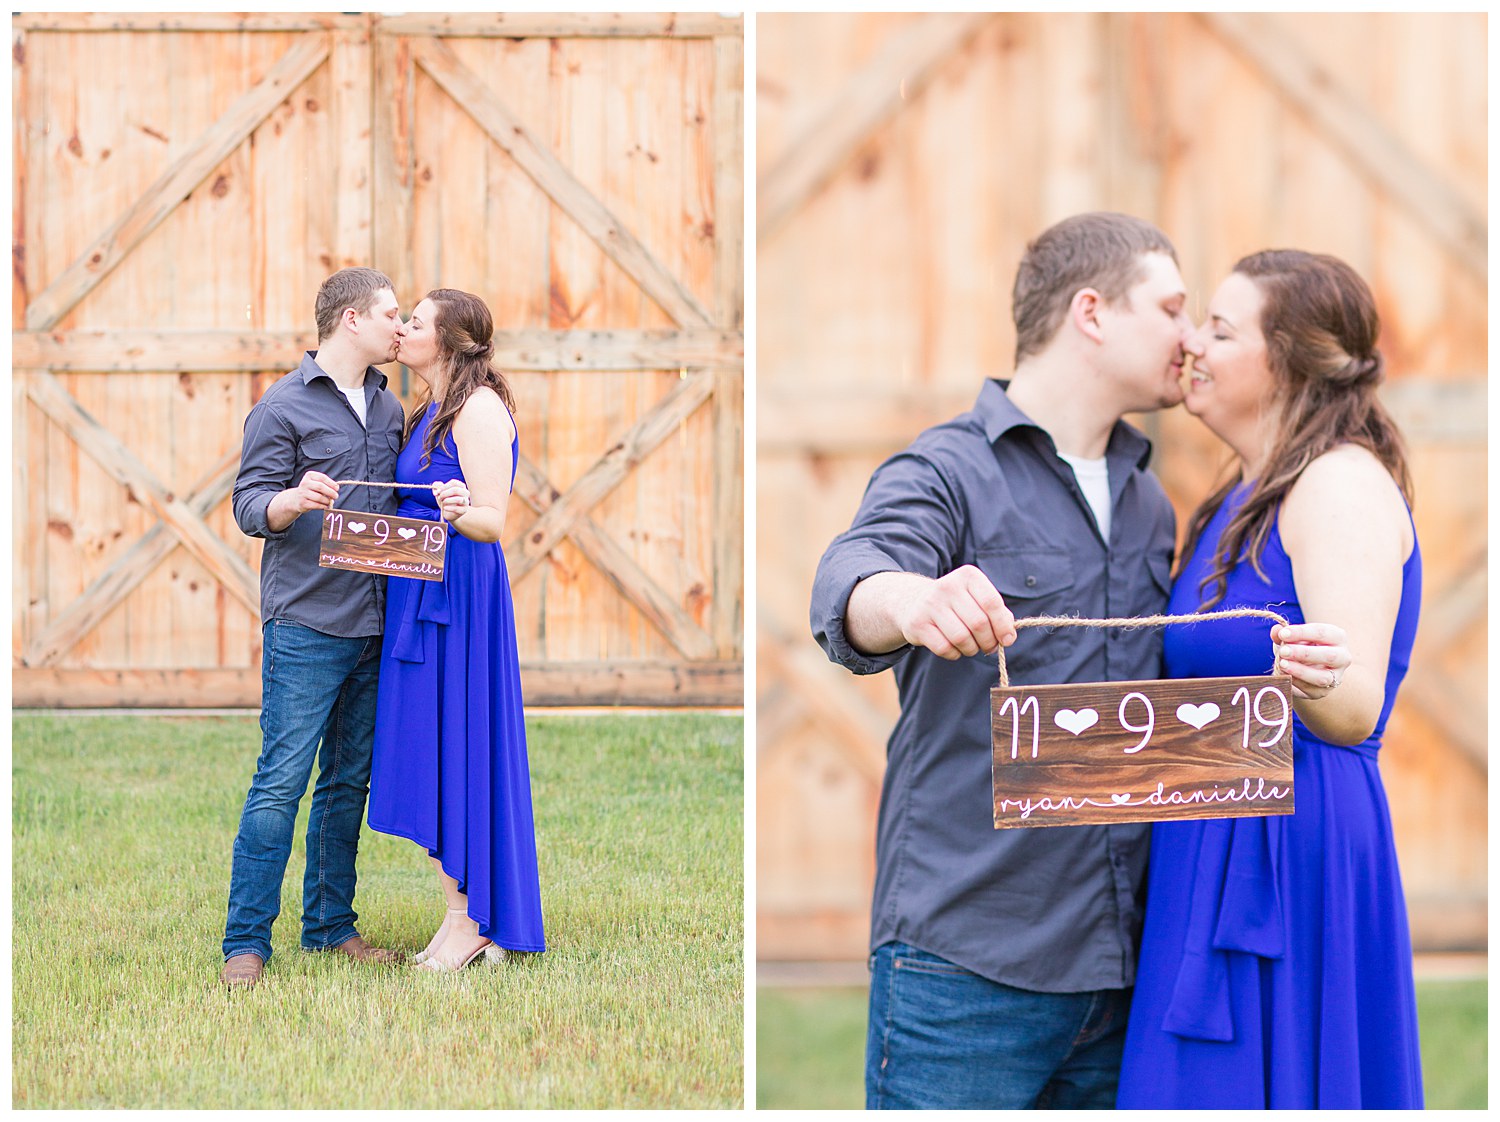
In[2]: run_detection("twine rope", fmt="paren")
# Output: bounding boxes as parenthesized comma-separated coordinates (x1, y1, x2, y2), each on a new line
(334, 479, 438, 490)
(997, 608, 1291, 688)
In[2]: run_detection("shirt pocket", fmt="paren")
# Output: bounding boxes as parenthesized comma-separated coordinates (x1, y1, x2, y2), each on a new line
(975, 546, 1078, 674)
(298, 430, 353, 474)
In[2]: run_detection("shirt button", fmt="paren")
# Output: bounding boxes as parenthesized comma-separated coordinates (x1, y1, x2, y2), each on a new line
(1025, 575, 1038, 588)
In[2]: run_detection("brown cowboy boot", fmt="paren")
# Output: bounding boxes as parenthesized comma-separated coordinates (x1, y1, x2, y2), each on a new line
(328, 934, 403, 965)
(220, 952, 265, 988)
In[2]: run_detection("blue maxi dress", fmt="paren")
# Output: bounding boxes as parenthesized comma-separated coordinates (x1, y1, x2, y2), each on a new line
(1116, 482, 1422, 1108)
(368, 402, 547, 953)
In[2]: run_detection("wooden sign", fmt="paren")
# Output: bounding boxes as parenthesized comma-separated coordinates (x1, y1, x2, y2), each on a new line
(991, 676, 1294, 829)
(317, 510, 448, 582)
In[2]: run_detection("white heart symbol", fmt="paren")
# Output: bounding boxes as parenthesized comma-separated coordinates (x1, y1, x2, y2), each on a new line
(1176, 703, 1221, 731)
(397, 527, 417, 539)
(347, 521, 367, 533)
(1054, 708, 1099, 736)
(1111, 793, 1131, 804)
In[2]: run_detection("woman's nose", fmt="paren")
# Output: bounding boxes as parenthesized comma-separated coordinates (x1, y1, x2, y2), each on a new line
(1181, 322, 1205, 356)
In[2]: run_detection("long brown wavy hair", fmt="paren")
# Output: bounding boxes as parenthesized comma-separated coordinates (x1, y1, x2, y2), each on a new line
(1180, 250, 1413, 608)
(403, 288, 517, 469)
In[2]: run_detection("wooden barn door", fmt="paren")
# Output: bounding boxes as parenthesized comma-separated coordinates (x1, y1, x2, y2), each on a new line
(12, 12, 743, 709)
(756, 12, 1485, 960)
(369, 15, 743, 706)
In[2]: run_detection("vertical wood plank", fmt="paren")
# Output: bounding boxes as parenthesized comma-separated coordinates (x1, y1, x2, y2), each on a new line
(546, 37, 608, 660)
(12, 28, 28, 322)
(1100, 14, 1166, 225)
(373, 29, 415, 306)
(712, 34, 743, 333)
(45, 375, 83, 662)
(615, 37, 676, 660)
(478, 35, 553, 659)
(711, 366, 743, 658)
(1039, 13, 1104, 222)
(332, 20, 374, 269)
(14, 376, 33, 659)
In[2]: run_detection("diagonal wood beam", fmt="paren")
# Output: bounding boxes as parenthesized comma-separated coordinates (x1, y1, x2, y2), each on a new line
(757, 12, 993, 242)
(757, 615, 891, 783)
(24, 449, 242, 666)
(411, 36, 714, 329)
(27, 371, 260, 614)
(505, 371, 715, 582)
(1200, 12, 1485, 281)
(512, 457, 716, 660)
(1400, 666, 1486, 773)
(25, 34, 330, 330)
(1400, 545, 1486, 772)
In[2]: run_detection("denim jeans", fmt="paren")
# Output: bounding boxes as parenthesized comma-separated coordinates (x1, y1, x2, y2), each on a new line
(866, 941, 1131, 1109)
(223, 620, 382, 963)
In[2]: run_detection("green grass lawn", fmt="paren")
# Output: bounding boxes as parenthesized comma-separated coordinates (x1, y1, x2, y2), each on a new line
(13, 713, 743, 1109)
(757, 978, 1486, 1109)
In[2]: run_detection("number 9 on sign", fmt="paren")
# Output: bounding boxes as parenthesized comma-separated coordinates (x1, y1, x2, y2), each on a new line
(1119, 692, 1155, 754)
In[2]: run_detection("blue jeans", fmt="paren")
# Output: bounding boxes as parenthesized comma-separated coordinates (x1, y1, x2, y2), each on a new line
(866, 942, 1130, 1109)
(223, 620, 382, 963)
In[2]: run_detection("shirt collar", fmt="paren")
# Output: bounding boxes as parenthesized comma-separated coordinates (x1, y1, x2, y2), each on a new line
(975, 377, 1155, 472)
(299, 350, 389, 390)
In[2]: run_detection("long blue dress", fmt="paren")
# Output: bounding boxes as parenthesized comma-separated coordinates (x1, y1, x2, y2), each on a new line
(1116, 481, 1422, 1108)
(368, 401, 546, 953)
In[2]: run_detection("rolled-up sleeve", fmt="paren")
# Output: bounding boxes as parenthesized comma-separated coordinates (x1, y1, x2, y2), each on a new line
(233, 403, 295, 541)
(811, 450, 965, 675)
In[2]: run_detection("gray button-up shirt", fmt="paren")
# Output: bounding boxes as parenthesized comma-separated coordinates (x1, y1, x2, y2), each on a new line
(233, 352, 405, 638)
(810, 379, 1176, 993)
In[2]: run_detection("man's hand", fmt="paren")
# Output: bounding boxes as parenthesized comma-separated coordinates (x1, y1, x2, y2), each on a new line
(846, 567, 1018, 660)
(266, 471, 339, 532)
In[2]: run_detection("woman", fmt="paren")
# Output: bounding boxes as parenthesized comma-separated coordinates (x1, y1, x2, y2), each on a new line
(1116, 251, 1422, 1107)
(368, 288, 546, 971)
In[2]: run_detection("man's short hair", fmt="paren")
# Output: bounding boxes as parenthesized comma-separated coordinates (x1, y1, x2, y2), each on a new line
(1011, 213, 1178, 363)
(315, 267, 395, 342)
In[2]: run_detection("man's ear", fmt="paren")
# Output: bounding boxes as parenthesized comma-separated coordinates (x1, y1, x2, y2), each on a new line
(342, 305, 361, 335)
(1069, 288, 1105, 344)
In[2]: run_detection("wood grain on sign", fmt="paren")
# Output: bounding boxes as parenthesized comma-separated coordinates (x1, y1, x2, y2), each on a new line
(991, 676, 1294, 829)
(318, 511, 448, 582)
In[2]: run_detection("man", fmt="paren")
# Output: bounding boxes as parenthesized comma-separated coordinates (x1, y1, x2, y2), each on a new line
(811, 213, 1193, 1107)
(220, 267, 408, 987)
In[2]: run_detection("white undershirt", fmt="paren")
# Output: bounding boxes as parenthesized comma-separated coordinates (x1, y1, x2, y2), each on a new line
(339, 384, 368, 427)
(1058, 452, 1112, 543)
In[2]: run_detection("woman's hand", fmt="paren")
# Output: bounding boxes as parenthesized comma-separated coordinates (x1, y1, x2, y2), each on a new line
(434, 479, 471, 523)
(1272, 622, 1352, 702)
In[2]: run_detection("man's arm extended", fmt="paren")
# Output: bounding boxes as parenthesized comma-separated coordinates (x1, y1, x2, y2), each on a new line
(812, 449, 1015, 671)
(232, 403, 339, 538)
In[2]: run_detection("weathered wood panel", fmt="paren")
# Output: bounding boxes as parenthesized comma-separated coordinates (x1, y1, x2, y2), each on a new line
(757, 12, 1486, 958)
(13, 15, 743, 709)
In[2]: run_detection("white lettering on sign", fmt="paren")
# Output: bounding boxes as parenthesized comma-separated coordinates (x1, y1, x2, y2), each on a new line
(1118, 692, 1155, 753)
(1233, 685, 1291, 748)
(998, 686, 1292, 757)
(998, 694, 1041, 759)
(325, 511, 447, 553)
(996, 776, 1294, 820)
